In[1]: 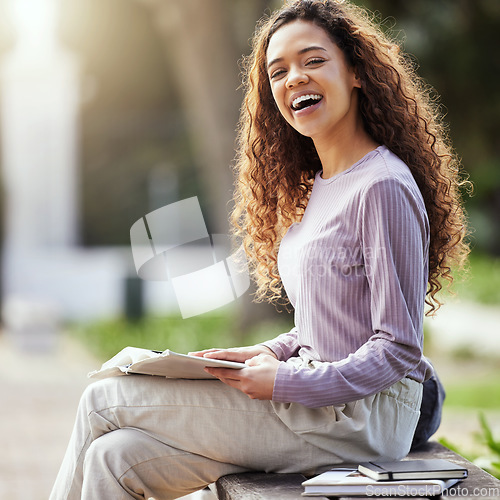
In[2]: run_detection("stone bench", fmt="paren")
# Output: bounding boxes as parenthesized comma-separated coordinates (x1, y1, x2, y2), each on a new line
(213, 441, 500, 499)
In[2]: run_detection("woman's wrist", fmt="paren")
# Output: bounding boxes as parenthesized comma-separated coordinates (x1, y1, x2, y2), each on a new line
(257, 344, 279, 359)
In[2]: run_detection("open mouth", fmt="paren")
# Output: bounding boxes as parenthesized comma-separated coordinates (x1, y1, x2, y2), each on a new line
(291, 94, 323, 111)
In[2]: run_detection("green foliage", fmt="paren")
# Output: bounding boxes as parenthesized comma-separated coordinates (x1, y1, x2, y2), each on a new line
(445, 251, 500, 305)
(437, 436, 463, 456)
(440, 414, 500, 480)
(475, 414, 500, 479)
(479, 414, 500, 457)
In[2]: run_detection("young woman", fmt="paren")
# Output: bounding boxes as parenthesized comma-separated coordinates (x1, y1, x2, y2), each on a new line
(50, 1, 469, 498)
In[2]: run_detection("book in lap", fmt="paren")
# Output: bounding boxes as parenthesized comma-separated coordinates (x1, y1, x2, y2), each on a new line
(301, 468, 462, 497)
(88, 346, 245, 380)
(358, 459, 468, 481)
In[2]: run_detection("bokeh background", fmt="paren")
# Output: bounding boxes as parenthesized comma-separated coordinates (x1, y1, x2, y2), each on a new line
(0, 0, 499, 499)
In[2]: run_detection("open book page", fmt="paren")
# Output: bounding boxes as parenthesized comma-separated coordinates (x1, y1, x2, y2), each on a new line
(88, 347, 161, 379)
(101, 347, 161, 370)
(88, 347, 245, 380)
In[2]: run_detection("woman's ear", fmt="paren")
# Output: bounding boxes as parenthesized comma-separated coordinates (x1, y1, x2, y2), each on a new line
(353, 70, 362, 89)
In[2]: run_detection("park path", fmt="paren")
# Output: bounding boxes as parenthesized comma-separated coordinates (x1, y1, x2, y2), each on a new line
(0, 332, 95, 500)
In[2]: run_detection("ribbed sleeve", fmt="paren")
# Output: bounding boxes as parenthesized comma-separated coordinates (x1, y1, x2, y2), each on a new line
(263, 146, 433, 408)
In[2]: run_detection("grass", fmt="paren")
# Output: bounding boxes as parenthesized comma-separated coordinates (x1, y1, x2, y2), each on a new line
(443, 379, 500, 410)
(69, 312, 291, 362)
(429, 349, 500, 411)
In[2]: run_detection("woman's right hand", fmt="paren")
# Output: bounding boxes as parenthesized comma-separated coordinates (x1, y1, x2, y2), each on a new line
(188, 345, 278, 363)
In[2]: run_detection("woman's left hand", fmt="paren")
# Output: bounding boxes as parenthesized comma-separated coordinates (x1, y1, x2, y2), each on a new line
(204, 353, 280, 401)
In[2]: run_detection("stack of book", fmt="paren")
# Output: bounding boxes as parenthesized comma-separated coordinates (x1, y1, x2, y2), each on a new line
(302, 459, 468, 497)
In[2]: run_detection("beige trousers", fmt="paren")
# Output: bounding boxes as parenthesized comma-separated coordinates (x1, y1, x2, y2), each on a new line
(49, 373, 422, 500)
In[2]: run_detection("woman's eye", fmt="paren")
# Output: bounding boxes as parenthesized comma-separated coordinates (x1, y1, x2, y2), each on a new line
(270, 69, 286, 80)
(307, 58, 325, 66)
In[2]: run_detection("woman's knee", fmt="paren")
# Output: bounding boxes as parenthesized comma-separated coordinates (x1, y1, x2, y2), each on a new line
(80, 377, 122, 414)
(83, 429, 131, 475)
(83, 434, 111, 473)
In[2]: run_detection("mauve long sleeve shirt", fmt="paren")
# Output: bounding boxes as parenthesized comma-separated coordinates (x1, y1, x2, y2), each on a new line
(262, 146, 434, 408)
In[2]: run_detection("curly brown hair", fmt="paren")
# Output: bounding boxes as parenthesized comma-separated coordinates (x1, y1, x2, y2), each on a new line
(231, 0, 470, 315)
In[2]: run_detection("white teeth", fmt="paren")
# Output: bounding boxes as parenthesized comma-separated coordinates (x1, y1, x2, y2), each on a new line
(292, 94, 323, 110)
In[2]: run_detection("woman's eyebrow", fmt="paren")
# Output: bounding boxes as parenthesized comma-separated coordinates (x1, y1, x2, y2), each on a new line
(267, 45, 327, 70)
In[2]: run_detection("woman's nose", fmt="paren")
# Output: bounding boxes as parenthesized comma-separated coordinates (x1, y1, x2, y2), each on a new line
(286, 66, 309, 88)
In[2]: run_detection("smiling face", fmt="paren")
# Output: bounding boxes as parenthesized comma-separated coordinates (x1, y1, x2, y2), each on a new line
(266, 20, 362, 143)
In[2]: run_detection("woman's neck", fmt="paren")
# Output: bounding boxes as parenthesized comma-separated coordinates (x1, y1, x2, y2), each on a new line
(314, 127, 380, 179)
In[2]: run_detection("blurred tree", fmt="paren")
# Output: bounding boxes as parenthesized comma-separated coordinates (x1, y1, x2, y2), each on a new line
(137, 0, 273, 234)
(58, 0, 188, 246)
(136, 0, 293, 333)
(57, 0, 275, 244)
(56, 0, 288, 330)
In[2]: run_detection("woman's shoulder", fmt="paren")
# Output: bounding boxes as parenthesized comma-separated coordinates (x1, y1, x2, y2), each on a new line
(362, 146, 413, 182)
(356, 147, 426, 212)
(359, 146, 421, 195)
(311, 146, 422, 207)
